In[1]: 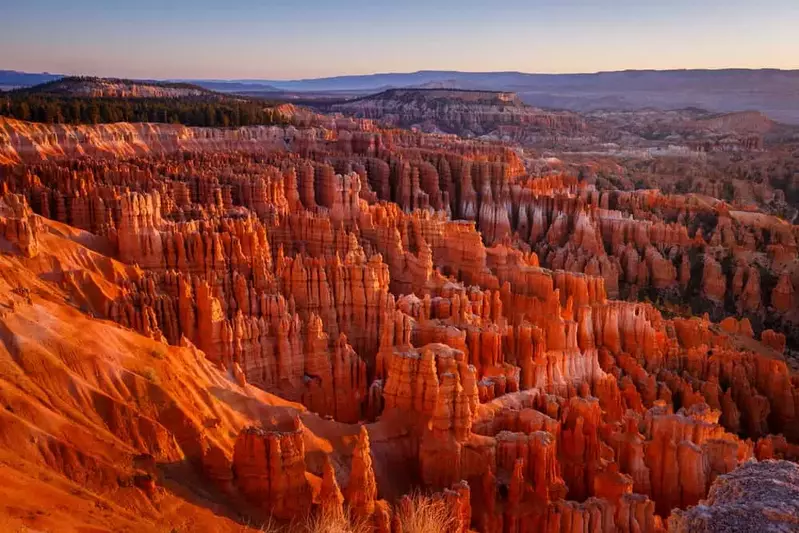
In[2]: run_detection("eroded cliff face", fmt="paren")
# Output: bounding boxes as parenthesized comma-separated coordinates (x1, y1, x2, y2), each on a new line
(0, 116, 305, 163)
(331, 89, 587, 142)
(0, 118, 797, 532)
(329, 91, 784, 155)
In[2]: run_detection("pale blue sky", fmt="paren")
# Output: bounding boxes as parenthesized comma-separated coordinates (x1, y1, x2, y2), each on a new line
(2, 0, 798, 79)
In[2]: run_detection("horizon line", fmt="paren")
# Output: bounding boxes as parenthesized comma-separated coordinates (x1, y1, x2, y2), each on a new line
(4, 66, 799, 83)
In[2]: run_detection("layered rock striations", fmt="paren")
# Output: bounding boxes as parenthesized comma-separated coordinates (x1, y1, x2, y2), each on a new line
(0, 117, 798, 532)
(232, 421, 313, 519)
(331, 89, 587, 142)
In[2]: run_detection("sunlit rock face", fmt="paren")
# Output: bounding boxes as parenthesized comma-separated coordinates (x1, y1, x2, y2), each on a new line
(0, 113, 798, 532)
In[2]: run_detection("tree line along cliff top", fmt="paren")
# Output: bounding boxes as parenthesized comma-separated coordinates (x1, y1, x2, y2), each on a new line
(0, 76, 289, 127)
(12, 76, 215, 97)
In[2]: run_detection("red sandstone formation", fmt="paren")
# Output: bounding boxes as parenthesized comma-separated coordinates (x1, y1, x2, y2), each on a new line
(0, 193, 42, 257)
(319, 454, 345, 517)
(0, 116, 797, 532)
(346, 426, 379, 520)
(232, 420, 313, 519)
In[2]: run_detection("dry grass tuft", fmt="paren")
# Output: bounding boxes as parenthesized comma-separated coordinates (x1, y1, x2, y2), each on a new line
(237, 494, 456, 533)
(302, 508, 371, 533)
(393, 493, 457, 533)
(257, 516, 283, 533)
(233, 517, 282, 533)
(240, 509, 370, 533)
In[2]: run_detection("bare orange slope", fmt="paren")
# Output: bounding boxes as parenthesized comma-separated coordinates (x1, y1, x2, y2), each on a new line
(0, 212, 322, 532)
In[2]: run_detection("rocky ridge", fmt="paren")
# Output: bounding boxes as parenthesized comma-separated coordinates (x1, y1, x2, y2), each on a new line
(15, 76, 217, 99)
(331, 88, 587, 141)
(328, 90, 798, 155)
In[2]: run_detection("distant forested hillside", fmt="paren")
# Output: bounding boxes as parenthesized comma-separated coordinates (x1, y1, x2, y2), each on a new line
(0, 93, 288, 127)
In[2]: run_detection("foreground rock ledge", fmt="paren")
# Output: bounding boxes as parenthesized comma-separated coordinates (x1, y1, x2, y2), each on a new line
(668, 460, 799, 532)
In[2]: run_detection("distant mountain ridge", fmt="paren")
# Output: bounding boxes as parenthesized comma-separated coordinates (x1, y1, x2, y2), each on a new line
(178, 80, 281, 93)
(0, 70, 61, 89)
(253, 69, 799, 124)
(252, 68, 799, 91)
(4, 68, 799, 123)
(234, 69, 799, 124)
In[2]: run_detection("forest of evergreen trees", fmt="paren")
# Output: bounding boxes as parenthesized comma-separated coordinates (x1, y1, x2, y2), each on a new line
(0, 94, 289, 127)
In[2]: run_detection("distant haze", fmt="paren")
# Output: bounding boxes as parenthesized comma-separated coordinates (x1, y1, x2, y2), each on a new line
(2, 0, 798, 79)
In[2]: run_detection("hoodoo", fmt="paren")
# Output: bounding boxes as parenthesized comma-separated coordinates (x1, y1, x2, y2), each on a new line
(1, 55, 798, 533)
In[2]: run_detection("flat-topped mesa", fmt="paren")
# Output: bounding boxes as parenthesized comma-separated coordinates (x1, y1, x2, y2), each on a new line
(231, 420, 312, 520)
(360, 89, 525, 106)
(331, 89, 586, 140)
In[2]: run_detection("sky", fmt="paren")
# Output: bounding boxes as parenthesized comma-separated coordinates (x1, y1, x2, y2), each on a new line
(2, 0, 798, 80)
